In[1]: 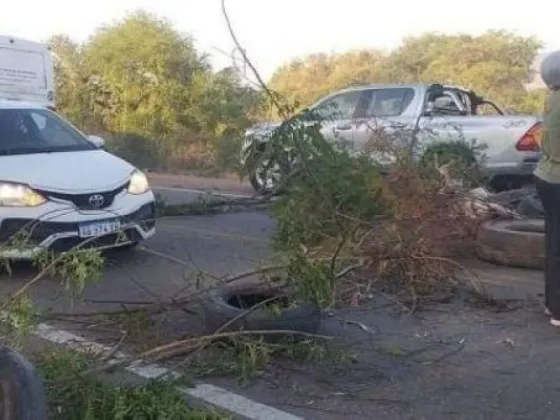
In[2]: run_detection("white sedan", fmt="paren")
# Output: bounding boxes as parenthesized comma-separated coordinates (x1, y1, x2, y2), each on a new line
(0, 100, 156, 259)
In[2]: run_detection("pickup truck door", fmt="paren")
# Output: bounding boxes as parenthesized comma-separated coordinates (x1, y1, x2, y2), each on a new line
(352, 87, 418, 165)
(309, 89, 364, 150)
(417, 89, 469, 146)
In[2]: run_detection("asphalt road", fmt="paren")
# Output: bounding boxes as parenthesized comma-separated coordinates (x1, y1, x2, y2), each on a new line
(0, 185, 274, 314)
(2, 181, 558, 420)
(153, 185, 253, 205)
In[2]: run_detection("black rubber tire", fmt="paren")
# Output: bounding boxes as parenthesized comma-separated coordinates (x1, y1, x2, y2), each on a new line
(199, 283, 321, 342)
(249, 172, 266, 194)
(476, 219, 544, 269)
(0, 346, 47, 420)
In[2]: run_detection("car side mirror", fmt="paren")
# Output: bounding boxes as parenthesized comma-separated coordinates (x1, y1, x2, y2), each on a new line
(87, 135, 105, 148)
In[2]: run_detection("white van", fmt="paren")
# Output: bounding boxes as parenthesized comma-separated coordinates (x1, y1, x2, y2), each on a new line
(0, 36, 55, 108)
(0, 36, 156, 258)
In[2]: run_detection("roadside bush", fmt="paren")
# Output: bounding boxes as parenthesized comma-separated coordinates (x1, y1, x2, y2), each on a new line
(419, 139, 487, 188)
(271, 118, 385, 251)
(105, 129, 243, 175)
(266, 110, 486, 307)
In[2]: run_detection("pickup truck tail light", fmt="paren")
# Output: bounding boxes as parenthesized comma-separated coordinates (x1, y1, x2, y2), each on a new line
(516, 123, 542, 152)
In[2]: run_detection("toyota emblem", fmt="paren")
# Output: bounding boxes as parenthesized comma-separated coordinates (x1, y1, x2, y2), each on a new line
(88, 194, 105, 208)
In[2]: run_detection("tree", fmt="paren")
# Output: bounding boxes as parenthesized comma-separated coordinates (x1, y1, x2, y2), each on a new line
(49, 11, 261, 171)
(47, 35, 91, 127)
(268, 50, 389, 112)
(81, 11, 209, 139)
(268, 30, 544, 115)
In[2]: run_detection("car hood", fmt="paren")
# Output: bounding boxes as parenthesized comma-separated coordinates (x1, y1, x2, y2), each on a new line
(0, 150, 136, 193)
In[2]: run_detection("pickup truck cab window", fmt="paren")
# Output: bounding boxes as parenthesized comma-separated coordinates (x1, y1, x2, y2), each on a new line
(311, 90, 362, 121)
(361, 88, 415, 117)
(425, 90, 467, 116)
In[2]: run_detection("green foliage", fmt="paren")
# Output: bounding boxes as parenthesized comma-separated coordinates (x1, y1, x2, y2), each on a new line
(45, 10, 549, 178)
(260, 112, 386, 306)
(37, 349, 225, 419)
(267, 50, 391, 117)
(419, 139, 487, 187)
(0, 229, 105, 336)
(270, 118, 385, 250)
(48, 10, 262, 173)
(268, 30, 545, 117)
(188, 336, 346, 385)
(33, 248, 105, 296)
(1, 296, 37, 336)
(48, 12, 546, 175)
(264, 87, 488, 306)
(286, 254, 335, 308)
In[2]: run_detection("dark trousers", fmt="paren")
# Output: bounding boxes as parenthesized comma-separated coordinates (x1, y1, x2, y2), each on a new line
(535, 177, 560, 318)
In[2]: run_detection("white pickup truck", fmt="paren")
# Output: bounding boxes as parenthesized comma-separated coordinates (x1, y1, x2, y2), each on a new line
(241, 83, 543, 192)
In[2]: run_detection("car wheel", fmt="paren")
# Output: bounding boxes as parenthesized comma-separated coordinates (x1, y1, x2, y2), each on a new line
(0, 346, 47, 420)
(248, 152, 288, 194)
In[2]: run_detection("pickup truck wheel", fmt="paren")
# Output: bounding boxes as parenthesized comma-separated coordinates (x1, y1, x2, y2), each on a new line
(0, 346, 47, 420)
(248, 152, 289, 194)
(476, 219, 544, 269)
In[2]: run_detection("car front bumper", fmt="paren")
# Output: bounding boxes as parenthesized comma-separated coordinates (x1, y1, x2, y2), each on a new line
(0, 191, 156, 259)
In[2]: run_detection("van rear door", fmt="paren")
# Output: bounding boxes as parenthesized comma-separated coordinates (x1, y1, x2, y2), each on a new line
(0, 36, 54, 108)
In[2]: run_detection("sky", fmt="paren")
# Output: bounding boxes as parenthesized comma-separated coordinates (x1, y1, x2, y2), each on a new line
(1, 0, 558, 81)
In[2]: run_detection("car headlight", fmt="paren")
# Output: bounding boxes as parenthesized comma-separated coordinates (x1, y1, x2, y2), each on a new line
(0, 183, 46, 207)
(127, 170, 150, 195)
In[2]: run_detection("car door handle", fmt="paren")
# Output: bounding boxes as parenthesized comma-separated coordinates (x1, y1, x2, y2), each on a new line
(334, 124, 353, 130)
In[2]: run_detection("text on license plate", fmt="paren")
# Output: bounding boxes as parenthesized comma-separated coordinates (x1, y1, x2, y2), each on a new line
(78, 219, 121, 238)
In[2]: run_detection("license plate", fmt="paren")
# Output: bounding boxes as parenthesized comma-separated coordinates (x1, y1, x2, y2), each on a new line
(78, 219, 121, 238)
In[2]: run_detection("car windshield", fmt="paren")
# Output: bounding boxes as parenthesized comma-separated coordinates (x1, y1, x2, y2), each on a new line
(0, 108, 96, 156)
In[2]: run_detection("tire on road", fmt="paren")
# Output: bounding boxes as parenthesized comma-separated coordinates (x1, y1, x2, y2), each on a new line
(199, 282, 321, 342)
(0, 346, 47, 420)
(476, 219, 545, 269)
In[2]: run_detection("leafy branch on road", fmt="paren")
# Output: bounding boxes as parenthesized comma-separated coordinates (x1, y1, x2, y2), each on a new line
(0, 2, 536, 406)
(25, 3, 506, 387)
(220, 0, 494, 311)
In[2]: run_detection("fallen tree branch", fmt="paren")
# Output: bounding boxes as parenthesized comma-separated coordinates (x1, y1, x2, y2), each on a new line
(82, 329, 333, 377)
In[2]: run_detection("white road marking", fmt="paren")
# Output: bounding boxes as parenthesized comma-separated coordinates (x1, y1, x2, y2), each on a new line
(153, 186, 252, 199)
(33, 323, 303, 420)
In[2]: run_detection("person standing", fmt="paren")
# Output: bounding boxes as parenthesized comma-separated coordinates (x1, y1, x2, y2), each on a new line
(534, 50, 560, 326)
